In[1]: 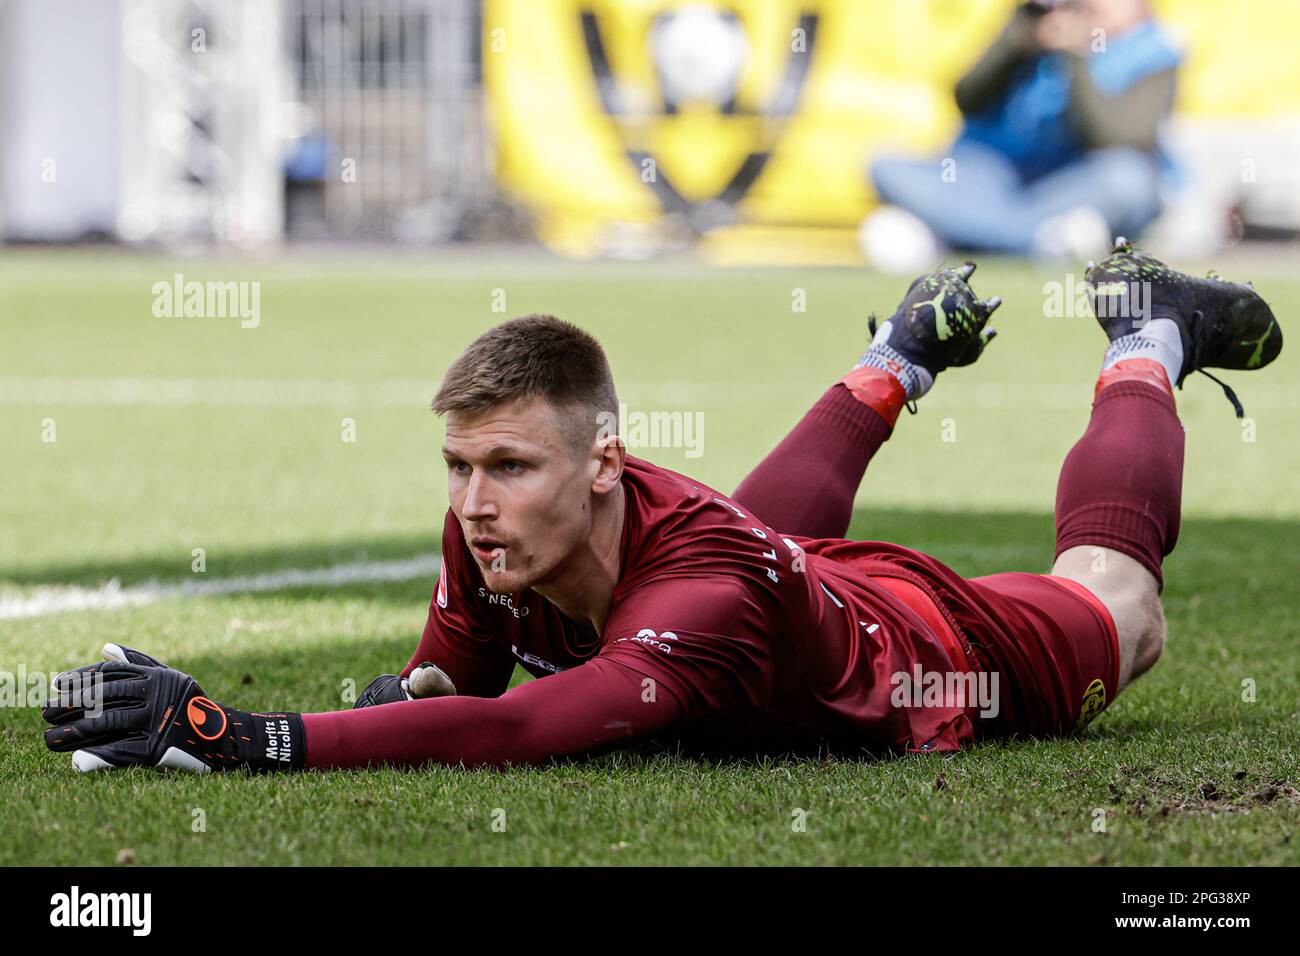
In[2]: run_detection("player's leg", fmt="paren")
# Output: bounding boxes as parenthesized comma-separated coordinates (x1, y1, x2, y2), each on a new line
(733, 265, 1001, 538)
(1049, 240, 1282, 694)
(1052, 545, 1165, 694)
(730, 376, 894, 540)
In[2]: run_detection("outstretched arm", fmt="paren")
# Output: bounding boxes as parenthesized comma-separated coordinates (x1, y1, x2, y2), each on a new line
(314, 574, 777, 769)
(733, 264, 1001, 539)
(306, 657, 680, 769)
(42, 643, 682, 772)
(44, 578, 768, 773)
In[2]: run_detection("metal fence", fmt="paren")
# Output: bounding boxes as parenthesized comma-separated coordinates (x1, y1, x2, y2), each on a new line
(285, 0, 490, 241)
(0, 0, 491, 245)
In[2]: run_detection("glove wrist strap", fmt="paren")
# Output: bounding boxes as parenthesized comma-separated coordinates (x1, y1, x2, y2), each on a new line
(245, 710, 306, 771)
(214, 707, 306, 772)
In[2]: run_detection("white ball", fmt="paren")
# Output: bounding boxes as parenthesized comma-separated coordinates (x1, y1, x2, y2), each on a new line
(859, 207, 942, 276)
(651, 5, 750, 106)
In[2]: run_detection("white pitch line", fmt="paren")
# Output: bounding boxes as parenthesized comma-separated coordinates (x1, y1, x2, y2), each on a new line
(0, 377, 767, 407)
(0, 377, 434, 407)
(0, 554, 442, 621)
(3, 376, 1298, 410)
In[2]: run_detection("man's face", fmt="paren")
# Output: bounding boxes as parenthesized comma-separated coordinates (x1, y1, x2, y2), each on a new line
(443, 397, 602, 594)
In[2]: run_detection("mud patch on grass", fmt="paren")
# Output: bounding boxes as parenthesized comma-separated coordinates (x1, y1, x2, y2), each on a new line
(1108, 765, 1300, 817)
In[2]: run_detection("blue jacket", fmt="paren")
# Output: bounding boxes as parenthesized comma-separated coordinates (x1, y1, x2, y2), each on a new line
(956, 19, 1182, 183)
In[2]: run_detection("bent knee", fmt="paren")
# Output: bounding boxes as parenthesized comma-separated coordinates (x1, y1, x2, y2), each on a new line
(1052, 546, 1165, 690)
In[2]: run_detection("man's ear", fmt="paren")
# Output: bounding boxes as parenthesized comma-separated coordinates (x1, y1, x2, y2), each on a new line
(591, 434, 625, 494)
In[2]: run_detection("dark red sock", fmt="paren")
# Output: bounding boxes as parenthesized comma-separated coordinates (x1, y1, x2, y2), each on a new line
(1054, 360, 1185, 590)
(732, 372, 898, 539)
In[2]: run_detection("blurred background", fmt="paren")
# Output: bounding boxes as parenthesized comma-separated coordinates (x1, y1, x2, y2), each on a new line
(3, 0, 1298, 583)
(2, 0, 1297, 264)
(3, 0, 1299, 868)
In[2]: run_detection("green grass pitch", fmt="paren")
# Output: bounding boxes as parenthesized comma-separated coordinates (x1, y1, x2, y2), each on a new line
(2, 249, 1297, 865)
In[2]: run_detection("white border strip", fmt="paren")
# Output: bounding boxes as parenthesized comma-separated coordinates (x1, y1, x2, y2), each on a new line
(0, 554, 442, 620)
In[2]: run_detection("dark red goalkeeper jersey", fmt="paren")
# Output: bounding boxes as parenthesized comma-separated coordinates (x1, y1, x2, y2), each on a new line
(303, 455, 980, 768)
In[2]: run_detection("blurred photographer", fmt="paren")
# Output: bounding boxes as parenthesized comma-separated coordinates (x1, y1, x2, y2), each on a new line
(864, 0, 1182, 270)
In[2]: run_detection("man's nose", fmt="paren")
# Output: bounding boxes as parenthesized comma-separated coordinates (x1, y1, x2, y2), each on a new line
(461, 471, 497, 521)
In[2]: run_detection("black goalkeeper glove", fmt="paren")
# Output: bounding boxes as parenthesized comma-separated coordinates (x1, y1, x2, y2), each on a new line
(42, 643, 304, 774)
(354, 674, 412, 707)
(354, 661, 456, 708)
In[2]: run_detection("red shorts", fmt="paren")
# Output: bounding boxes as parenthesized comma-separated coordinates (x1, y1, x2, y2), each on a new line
(962, 572, 1120, 738)
(808, 540, 1122, 741)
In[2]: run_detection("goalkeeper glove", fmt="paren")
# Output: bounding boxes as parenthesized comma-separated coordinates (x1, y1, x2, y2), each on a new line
(42, 643, 304, 774)
(354, 661, 456, 708)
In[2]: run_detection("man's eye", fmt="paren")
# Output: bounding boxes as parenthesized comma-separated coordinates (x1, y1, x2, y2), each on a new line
(449, 461, 470, 475)
(501, 460, 525, 473)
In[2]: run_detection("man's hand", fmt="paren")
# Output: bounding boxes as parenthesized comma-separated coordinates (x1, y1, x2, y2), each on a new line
(354, 661, 457, 708)
(43, 644, 304, 774)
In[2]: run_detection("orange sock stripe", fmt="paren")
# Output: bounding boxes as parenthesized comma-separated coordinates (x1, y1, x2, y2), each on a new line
(1095, 358, 1174, 402)
(838, 366, 907, 427)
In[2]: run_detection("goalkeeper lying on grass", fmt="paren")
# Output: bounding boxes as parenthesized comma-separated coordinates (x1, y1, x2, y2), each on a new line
(43, 241, 1282, 773)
